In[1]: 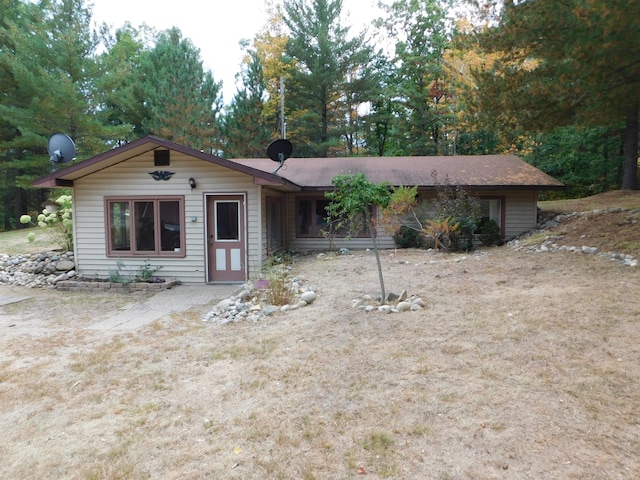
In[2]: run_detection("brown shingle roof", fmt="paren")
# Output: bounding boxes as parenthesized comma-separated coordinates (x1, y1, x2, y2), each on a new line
(32, 136, 564, 191)
(230, 155, 565, 190)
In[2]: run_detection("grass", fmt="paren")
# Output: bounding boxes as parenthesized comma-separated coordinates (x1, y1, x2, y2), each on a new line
(0, 227, 61, 255)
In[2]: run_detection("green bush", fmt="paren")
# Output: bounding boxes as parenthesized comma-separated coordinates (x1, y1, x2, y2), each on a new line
(479, 219, 501, 246)
(393, 225, 425, 248)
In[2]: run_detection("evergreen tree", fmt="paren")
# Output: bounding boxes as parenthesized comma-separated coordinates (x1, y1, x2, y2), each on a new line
(377, 0, 455, 155)
(282, 0, 378, 157)
(95, 22, 152, 145)
(222, 48, 271, 158)
(138, 27, 223, 153)
(0, 0, 110, 229)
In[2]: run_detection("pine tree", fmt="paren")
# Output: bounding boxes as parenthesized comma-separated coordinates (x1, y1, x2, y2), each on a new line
(222, 49, 272, 158)
(0, 0, 110, 229)
(282, 0, 378, 157)
(377, 0, 455, 155)
(138, 27, 223, 153)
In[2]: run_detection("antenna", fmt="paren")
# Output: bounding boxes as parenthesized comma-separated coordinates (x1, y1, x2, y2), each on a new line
(47, 133, 76, 172)
(280, 76, 286, 139)
(267, 138, 293, 174)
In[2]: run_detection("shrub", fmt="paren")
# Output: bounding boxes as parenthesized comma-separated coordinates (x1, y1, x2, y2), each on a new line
(479, 219, 501, 246)
(20, 192, 73, 251)
(393, 225, 425, 248)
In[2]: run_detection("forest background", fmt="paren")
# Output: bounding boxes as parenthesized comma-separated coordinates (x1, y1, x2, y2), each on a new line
(1, 0, 638, 231)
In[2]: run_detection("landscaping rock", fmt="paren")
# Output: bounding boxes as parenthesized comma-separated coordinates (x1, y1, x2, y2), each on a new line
(300, 290, 316, 304)
(508, 208, 638, 267)
(203, 276, 316, 325)
(0, 251, 76, 288)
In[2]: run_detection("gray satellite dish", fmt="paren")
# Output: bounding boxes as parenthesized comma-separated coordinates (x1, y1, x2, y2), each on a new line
(48, 133, 76, 172)
(267, 139, 293, 174)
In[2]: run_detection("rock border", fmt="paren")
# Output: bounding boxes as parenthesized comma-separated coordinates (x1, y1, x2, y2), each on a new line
(202, 274, 317, 325)
(509, 208, 638, 267)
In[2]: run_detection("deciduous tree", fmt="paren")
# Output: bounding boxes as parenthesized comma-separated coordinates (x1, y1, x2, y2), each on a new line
(469, 0, 640, 189)
(325, 173, 390, 302)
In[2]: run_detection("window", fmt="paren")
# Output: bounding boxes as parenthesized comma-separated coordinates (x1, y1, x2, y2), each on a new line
(266, 197, 284, 253)
(478, 198, 503, 230)
(296, 197, 370, 238)
(106, 196, 185, 256)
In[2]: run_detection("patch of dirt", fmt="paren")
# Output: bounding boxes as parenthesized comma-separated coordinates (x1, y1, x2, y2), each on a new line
(538, 190, 640, 255)
(0, 192, 639, 479)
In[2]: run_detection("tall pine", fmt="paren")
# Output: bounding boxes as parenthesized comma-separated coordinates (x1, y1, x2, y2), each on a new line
(138, 27, 223, 153)
(282, 0, 378, 157)
(0, 0, 109, 229)
(222, 48, 271, 158)
(377, 0, 455, 155)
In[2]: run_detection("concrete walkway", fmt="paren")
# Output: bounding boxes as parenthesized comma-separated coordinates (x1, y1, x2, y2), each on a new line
(0, 295, 31, 306)
(87, 284, 241, 331)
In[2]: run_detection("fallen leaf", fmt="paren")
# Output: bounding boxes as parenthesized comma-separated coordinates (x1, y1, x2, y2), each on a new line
(357, 466, 368, 474)
(234, 446, 242, 455)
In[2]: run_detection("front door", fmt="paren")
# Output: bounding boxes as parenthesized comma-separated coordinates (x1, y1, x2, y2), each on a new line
(207, 195, 246, 282)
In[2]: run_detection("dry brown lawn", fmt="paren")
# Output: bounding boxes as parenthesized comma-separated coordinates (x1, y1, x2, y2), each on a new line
(1, 191, 639, 479)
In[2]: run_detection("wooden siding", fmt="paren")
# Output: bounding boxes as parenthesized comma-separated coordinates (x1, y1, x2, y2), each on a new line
(72, 151, 261, 284)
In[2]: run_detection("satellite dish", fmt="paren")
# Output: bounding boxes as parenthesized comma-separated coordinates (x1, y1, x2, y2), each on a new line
(267, 138, 293, 174)
(47, 133, 76, 172)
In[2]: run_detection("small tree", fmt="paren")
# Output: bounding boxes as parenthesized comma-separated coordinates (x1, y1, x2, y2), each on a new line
(325, 173, 391, 303)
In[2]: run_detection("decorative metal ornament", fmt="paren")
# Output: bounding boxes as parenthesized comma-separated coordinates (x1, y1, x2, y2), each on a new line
(149, 170, 175, 181)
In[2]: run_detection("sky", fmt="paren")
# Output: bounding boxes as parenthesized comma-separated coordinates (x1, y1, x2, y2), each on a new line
(90, 0, 382, 105)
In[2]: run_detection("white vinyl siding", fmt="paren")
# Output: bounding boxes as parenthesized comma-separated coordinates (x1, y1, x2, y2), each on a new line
(72, 151, 261, 284)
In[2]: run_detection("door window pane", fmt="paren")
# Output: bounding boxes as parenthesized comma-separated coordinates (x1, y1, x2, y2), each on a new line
(216, 201, 239, 241)
(267, 198, 283, 252)
(298, 200, 312, 235)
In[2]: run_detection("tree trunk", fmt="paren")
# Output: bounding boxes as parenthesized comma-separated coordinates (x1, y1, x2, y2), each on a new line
(365, 207, 386, 304)
(621, 103, 639, 190)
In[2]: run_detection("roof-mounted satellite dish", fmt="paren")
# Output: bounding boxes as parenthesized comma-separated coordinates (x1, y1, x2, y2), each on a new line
(267, 138, 293, 174)
(47, 133, 76, 172)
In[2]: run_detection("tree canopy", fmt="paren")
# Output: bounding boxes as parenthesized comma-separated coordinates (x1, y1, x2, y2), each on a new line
(468, 0, 640, 189)
(1, 0, 638, 231)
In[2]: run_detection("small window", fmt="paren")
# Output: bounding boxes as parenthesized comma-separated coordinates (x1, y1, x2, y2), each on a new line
(154, 150, 170, 166)
(106, 196, 184, 257)
(479, 198, 503, 229)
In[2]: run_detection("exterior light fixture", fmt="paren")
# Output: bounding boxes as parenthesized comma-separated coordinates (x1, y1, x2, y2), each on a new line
(188, 177, 196, 190)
